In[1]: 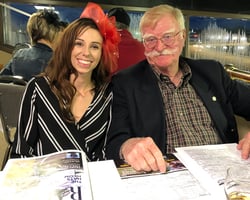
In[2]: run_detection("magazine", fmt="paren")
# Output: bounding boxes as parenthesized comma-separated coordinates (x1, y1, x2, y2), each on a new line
(0, 150, 93, 200)
(117, 153, 187, 179)
(118, 154, 213, 199)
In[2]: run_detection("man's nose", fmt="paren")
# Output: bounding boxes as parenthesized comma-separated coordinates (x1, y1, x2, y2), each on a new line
(155, 39, 166, 51)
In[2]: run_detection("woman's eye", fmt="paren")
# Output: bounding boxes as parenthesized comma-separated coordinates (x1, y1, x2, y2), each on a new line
(91, 44, 100, 49)
(75, 41, 84, 46)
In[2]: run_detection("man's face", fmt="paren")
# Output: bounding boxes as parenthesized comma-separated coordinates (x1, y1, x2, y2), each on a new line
(141, 14, 186, 69)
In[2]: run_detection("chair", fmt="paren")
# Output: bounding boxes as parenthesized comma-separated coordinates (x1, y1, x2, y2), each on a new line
(0, 78, 26, 169)
(0, 75, 27, 85)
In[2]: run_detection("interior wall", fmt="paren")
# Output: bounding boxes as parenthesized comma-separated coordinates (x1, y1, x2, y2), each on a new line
(0, 50, 11, 68)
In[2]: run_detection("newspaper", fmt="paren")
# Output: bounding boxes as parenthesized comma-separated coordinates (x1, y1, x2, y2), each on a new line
(175, 143, 250, 200)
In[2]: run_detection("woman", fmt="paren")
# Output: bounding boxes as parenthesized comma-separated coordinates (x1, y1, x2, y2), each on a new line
(10, 2, 120, 161)
(0, 9, 67, 81)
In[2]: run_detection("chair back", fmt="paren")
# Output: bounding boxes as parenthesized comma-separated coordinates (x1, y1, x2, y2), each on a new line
(0, 80, 26, 169)
(0, 75, 27, 85)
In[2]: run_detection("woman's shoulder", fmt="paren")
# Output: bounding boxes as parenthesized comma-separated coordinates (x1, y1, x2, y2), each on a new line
(26, 76, 50, 89)
(14, 44, 52, 60)
(99, 82, 112, 94)
(93, 82, 112, 101)
(24, 76, 56, 102)
(12, 47, 32, 58)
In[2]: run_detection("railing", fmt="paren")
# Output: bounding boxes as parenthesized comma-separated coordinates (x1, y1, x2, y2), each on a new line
(224, 64, 250, 82)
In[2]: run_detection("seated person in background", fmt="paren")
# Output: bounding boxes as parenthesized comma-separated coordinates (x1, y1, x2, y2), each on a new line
(10, 2, 120, 161)
(106, 4, 250, 172)
(0, 9, 67, 81)
(108, 7, 145, 72)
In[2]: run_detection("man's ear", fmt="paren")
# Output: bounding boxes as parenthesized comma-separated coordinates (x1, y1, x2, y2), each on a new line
(182, 29, 187, 40)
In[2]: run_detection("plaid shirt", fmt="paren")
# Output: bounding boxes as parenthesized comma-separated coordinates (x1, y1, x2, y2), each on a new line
(152, 60, 222, 153)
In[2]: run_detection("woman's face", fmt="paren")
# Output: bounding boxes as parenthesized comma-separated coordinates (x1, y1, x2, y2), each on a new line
(71, 27, 103, 76)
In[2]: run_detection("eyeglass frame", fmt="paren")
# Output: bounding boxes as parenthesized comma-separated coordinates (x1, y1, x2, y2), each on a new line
(142, 30, 184, 49)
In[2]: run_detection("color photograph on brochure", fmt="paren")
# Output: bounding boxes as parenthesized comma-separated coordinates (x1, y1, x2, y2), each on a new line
(117, 153, 187, 179)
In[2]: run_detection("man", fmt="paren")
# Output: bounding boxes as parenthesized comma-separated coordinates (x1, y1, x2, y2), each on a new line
(108, 7, 145, 72)
(106, 4, 250, 173)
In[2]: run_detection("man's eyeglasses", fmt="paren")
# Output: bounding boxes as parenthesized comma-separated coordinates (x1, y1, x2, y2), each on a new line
(143, 30, 183, 49)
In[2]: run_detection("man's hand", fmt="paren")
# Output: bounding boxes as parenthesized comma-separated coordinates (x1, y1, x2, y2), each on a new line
(237, 132, 250, 159)
(120, 137, 167, 173)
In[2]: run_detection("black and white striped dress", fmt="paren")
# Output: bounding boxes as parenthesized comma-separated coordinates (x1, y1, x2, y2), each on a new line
(11, 76, 112, 161)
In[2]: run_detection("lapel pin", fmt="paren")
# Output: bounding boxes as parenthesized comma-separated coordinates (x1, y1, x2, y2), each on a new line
(212, 96, 217, 101)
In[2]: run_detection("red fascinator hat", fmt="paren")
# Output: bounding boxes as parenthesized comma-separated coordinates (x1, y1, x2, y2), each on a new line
(80, 2, 120, 73)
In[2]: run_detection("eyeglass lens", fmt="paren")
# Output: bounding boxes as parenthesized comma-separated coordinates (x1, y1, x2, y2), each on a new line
(144, 30, 182, 48)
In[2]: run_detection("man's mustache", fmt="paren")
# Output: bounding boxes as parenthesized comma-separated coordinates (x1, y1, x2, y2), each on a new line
(145, 48, 178, 57)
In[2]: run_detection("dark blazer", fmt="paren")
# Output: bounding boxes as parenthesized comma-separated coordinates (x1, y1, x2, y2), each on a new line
(106, 57, 250, 162)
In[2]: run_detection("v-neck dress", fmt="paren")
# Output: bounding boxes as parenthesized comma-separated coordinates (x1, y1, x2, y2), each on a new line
(11, 76, 112, 161)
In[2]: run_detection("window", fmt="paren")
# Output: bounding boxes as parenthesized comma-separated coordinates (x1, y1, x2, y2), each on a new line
(0, 2, 83, 52)
(0, 1, 144, 53)
(186, 13, 250, 72)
